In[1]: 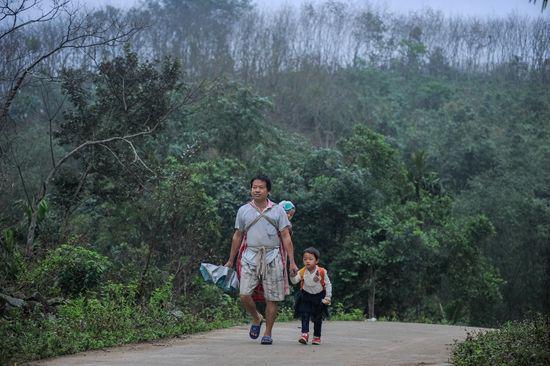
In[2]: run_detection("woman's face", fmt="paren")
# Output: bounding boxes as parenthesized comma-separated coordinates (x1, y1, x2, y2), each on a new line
(250, 179, 269, 201)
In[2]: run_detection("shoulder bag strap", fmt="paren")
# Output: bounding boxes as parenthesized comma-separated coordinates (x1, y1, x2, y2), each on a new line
(245, 203, 279, 233)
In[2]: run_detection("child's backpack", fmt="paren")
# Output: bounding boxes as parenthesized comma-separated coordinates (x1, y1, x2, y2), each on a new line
(298, 267, 326, 290)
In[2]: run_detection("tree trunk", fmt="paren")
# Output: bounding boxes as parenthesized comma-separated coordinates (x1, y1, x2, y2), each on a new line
(25, 207, 38, 256)
(26, 185, 46, 256)
(137, 241, 154, 302)
(60, 163, 92, 242)
(368, 266, 376, 319)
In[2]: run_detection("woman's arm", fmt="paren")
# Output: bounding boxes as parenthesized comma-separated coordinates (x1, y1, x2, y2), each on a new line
(225, 229, 243, 267)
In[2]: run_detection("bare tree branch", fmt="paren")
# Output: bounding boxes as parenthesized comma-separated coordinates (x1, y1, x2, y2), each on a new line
(25, 127, 155, 255)
(39, 78, 66, 168)
(530, 0, 549, 11)
(0, 0, 143, 133)
(0, 0, 69, 42)
(98, 142, 147, 188)
(14, 154, 32, 211)
(23, 95, 186, 255)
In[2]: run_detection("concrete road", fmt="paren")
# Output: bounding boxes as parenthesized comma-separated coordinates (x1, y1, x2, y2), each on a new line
(31, 321, 485, 366)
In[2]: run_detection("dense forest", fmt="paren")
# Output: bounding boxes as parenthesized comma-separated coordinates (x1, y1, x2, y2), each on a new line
(1, 0, 549, 363)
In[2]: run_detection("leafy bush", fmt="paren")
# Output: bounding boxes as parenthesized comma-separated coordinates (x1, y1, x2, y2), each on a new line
(276, 306, 295, 321)
(450, 314, 550, 366)
(0, 279, 245, 365)
(330, 303, 365, 321)
(26, 244, 111, 297)
(0, 228, 24, 288)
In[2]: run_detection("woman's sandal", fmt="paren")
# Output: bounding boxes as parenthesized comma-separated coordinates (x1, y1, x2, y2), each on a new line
(260, 335, 273, 345)
(249, 315, 263, 339)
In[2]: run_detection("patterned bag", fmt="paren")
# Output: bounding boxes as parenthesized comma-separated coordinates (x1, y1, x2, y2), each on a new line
(199, 263, 239, 294)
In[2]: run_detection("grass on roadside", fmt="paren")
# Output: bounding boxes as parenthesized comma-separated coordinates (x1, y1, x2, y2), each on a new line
(0, 281, 244, 365)
(450, 314, 550, 366)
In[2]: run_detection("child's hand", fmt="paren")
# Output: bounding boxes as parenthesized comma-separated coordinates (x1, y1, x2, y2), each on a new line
(313, 270, 320, 282)
(322, 297, 331, 305)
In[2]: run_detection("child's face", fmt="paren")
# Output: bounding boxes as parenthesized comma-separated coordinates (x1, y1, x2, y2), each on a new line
(286, 209, 295, 221)
(303, 252, 318, 270)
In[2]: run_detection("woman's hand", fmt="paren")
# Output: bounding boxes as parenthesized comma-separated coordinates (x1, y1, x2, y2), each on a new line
(289, 262, 299, 277)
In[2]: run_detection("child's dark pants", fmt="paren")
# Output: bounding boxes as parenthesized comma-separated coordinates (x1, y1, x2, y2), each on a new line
(296, 290, 326, 337)
(301, 312, 322, 337)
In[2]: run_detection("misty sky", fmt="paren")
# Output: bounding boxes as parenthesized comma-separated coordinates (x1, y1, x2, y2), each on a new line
(262, 0, 547, 17)
(91, 0, 548, 17)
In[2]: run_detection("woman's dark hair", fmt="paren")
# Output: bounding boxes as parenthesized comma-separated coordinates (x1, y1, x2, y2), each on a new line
(303, 247, 320, 261)
(250, 174, 272, 191)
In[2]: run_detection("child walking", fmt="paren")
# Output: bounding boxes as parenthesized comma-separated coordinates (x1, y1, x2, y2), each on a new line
(291, 247, 332, 345)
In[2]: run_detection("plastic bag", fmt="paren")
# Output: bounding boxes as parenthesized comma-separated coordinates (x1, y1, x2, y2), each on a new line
(199, 263, 239, 294)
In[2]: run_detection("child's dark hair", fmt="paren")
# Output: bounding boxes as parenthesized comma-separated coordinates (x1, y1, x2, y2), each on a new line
(250, 174, 272, 191)
(303, 247, 320, 261)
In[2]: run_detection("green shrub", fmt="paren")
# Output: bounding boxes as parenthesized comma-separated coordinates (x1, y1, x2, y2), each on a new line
(0, 279, 245, 365)
(277, 306, 294, 321)
(0, 228, 24, 288)
(450, 314, 550, 366)
(27, 244, 111, 297)
(330, 302, 365, 321)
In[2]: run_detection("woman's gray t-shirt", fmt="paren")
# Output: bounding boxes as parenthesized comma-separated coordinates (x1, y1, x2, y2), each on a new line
(235, 201, 291, 266)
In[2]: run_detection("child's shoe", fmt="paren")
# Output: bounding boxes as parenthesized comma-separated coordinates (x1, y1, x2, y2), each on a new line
(298, 332, 309, 344)
(311, 336, 321, 345)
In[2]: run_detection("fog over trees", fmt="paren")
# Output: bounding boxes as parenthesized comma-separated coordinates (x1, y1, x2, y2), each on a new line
(1, 1, 549, 363)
